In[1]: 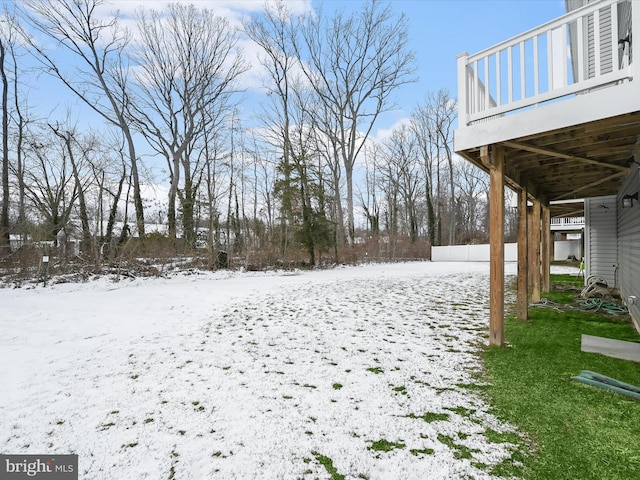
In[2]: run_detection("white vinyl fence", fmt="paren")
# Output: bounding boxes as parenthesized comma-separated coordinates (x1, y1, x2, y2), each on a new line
(432, 240, 581, 262)
(432, 243, 517, 262)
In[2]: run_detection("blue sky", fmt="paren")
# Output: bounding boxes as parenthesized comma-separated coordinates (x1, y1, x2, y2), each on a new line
(20, 0, 568, 134)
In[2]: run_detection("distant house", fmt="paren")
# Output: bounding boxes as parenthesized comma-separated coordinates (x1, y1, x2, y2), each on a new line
(454, 0, 640, 343)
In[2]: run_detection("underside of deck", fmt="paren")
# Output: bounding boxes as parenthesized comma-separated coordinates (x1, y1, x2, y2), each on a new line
(459, 112, 640, 216)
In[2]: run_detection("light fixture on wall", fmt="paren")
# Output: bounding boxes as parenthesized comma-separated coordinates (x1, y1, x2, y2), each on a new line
(619, 35, 631, 49)
(622, 192, 639, 208)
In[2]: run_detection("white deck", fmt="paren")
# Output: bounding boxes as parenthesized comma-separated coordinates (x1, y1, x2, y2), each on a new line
(455, 0, 640, 152)
(550, 216, 585, 231)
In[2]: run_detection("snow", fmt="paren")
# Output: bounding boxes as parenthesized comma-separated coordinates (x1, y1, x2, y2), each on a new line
(0, 261, 538, 479)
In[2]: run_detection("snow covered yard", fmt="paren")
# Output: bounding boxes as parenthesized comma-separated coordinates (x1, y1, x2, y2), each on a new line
(1, 262, 524, 479)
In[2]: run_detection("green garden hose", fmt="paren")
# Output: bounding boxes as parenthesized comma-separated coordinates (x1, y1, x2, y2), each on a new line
(529, 297, 628, 316)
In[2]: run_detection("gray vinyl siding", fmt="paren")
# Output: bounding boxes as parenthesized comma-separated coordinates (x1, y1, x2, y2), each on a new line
(566, 0, 632, 80)
(617, 165, 640, 331)
(586, 5, 613, 77)
(584, 196, 618, 287)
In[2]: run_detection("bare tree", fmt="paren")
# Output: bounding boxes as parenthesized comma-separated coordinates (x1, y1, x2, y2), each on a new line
(9, 37, 28, 246)
(311, 96, 345, 258)
(49, 122, 93, 252)
(385, 124, 422, 243)
(359, 143, 382, 238)
(412, 97, 438, 246)
(0, 38, 9, 250)
(19, 0, 146, 237)
(455, 161, 489, 243)
(22, 126, 77, 246)
(87, 131, 128, 256)
(245, 1, 298, 259)
(245, 0, 335, 265)
(0, 10, 36, 247)
(292, 0, 416, 246)
(247, 132, 279, 263)
(129, 2, 246, 246)
(430, 89, 457, 244)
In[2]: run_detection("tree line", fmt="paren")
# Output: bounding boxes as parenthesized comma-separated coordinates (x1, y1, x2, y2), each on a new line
(0, 0, 512, 271)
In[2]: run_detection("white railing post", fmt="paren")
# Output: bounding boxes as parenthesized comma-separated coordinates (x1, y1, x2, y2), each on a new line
(457, 52, 470, 127)
(577, 16, 584, 82)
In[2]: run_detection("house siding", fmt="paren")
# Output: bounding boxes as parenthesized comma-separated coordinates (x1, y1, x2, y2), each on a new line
(617, 165, 640, 331)
(586, 4, 613, 77)
(567, 0, 632, 79)
(584, 195, 618, 287)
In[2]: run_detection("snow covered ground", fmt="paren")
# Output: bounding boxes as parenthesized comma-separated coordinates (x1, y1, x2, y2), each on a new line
(1, 261, 534, 479)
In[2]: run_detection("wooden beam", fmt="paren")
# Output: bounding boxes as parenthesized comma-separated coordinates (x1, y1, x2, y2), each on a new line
(531, 199, 541, 302)
(489, 146, 505, 347)
(587, 144, 640, 156)
(502, 140, 629, 172)
(581, 113, 640, 132)
(517, 186, 529, 321)
(555, 171, 627, 200)
(541, 205, 551, 293)
(480, 145, 491, 169)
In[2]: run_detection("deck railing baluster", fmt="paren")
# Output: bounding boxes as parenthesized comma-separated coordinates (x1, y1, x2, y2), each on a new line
(534, 36, 539, 96)
(459, 0, 632, 126)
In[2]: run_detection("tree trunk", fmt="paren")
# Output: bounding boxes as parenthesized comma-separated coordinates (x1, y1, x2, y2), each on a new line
(105, 168, 125, 253)
(345, 167, 355, 246)
(0, 41, 9, 251)
(181, 170, 195, 248)
(123, 127, 145, 238)
(167, 154, 180, 240)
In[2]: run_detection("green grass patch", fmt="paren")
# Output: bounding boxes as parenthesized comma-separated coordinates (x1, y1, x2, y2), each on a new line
(541, 290, 577, 304)
(549, 273, 581, 284)
(406, 412, 450, 423)
(410, 447, 435, 456)
(311, 452, 345, 480)
(456, 382, 489, 392)
(484, 286, 640, 480)
(367, 438, 406, 452)
(436, 433, 476, 459)
(366, 367, 384, 374)
(483, 428, 522, 445)
(392, 385, 408, 395)
(445, 406, 476, 417)
(332, 383, 343, 390)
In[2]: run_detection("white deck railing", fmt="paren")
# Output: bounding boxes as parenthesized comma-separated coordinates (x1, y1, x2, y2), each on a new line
(551, 217, 585, 229)
(457, 0, 633, 126)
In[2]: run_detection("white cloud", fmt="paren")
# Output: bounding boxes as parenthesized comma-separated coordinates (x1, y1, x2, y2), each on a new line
(98, 0, 313, 95)
(371, 114, 412, 143)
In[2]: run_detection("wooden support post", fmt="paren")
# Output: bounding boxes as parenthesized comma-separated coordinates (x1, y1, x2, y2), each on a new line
(489, 146, 505, 346)
(517, 187, 529, 321)
(541, 205, 551, 293)
(527, 206, 534, 287)
(531, 199, 541, 302)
